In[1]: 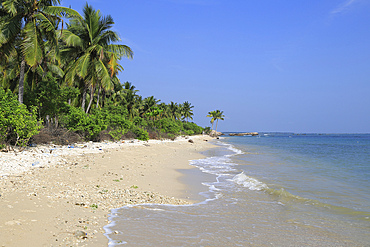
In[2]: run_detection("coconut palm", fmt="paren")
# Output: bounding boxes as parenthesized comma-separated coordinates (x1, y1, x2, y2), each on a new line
(61, 3, 133, 113)
(206, 110, 216, 130)
(0, 0, 81, 103)
(181, 101, 194, 122)
(207, 110, 225, 131)
(214, 110, 225, 132)
(141, 96, 160, 117)
(168, 101, 181, 120)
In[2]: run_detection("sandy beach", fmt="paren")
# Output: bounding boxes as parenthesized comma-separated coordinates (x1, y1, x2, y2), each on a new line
(0, 135, 216, 246)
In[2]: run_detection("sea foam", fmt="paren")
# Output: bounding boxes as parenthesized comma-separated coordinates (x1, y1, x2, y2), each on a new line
(230, 172, 268, 191)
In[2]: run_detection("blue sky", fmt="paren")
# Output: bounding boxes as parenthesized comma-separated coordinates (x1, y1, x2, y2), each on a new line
(61, 0, 370, 133)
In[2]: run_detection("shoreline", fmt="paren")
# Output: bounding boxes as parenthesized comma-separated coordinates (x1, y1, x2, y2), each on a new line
(0, 135, 216, 246)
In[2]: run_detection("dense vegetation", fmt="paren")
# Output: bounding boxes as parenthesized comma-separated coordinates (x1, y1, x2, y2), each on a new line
(0, 1, 206, 149)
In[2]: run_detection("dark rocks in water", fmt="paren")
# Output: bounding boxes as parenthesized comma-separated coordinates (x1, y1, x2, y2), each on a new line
(229, 132, 259, 136)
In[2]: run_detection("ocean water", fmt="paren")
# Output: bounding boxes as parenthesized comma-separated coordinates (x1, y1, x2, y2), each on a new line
(104, 133, 370, 246)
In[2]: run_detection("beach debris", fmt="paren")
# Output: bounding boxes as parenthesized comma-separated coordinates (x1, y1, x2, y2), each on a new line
(32, 161, 40, 166)
(188, 139, 194, 143)
(74, 230, 87, 239)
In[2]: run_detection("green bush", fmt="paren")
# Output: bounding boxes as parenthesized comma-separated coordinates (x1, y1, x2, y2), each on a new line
(182, 121, 203, 135)
(60, 106, 107, 140)
(203, 127, 211, 134)
(133, 116, 148, 128)
(99, 104, 132, 141)
(154, 118, 181, 135)
(132, 127, 149, 141)
(0, 88, 41, 148)
(108, 127, 128, 140)
(183, 130, 194, 136)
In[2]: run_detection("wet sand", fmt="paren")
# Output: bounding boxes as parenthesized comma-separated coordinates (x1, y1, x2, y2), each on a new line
(0, 135, 216, 246)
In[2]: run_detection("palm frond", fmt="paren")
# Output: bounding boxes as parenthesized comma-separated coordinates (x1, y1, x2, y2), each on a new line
(76, 53, 91, 78)
(2, 0, 18, 16)
(107, 44, 133, 59)
(58, 29, 83, 48)
(47, 63, 64, 77)
(0, 14, 22, 45)
(94, 59, 112, 90)
(22, 20, 44, 67)
(42, 6, 82, 19)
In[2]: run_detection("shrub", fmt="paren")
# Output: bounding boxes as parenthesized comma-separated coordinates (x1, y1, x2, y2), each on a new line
(132, 127, 149, 141)
(154, 118, 181, 135)
(182, 121, 203, 135)
(0, 88, 41, 149)
(133, 117, 148, 128)
(60, 106, 106, 140)
(203, 127, 211, 134)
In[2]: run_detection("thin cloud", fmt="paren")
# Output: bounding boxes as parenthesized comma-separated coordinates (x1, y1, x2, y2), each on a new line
(331, 0, 358, 15)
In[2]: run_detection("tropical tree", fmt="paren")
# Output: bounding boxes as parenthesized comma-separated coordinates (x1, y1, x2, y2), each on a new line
(214, 110, 225, 132)
(207, 110, 225, 131)
(141, 96, 160, 117)
(206, 110, 216, 130)
(181, 101, 194, 122)
(0, 0, 81, 103)
(60, 3, 133, 113)
(168, 101, 181, 120)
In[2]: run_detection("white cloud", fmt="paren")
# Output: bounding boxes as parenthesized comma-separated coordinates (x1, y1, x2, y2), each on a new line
(331, 0, 359, 15)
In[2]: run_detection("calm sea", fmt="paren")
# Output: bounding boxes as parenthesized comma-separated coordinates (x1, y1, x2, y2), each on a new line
(105, 133, 370, 246)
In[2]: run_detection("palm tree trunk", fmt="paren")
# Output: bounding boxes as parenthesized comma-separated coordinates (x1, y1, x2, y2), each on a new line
(215, 119, 219, 132)
(96, 86, 101, 108)
(18, 59, 26, 104)
(101, 89, 106, 108)
(81, 86, 87, 112)
(86, 85, 95, 114)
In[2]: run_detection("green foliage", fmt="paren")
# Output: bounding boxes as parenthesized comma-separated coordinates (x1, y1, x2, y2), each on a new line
(133, 116, 148, 128)
(24, 74, 79, 121)
(0, 88, 41, 148)
(203, 127, 211, 134)
(60, 106, 107, 140)
(100, 104, 132, 140)
(154, 118, 181, 135)
(132, 127, 149, 141)
(108, 128, 128, 141)
(182, 121, 203, 135)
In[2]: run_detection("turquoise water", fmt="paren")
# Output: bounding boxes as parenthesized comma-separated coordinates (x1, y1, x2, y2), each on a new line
(105, 133, 370, 246)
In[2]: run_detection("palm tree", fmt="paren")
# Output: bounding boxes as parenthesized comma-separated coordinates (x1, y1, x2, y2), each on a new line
(168, 101, 181, 120)
(0, 0, 81, 103)
(181, 101, 194, 122)
(207, 110, 225, 131)
(61, 3, 133, 113)
(214, 110, 225, 132)
(141, 96, 160, 117)
(123, 81, 138, 93)
(206, 110, 216, 130)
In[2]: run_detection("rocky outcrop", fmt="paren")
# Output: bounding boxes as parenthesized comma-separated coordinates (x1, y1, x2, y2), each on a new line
(209, 130, 223, 137)
(229, 132, 259, 136)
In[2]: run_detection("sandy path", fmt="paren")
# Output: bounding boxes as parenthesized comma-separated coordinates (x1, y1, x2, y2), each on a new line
(0, 135, 216, 246)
